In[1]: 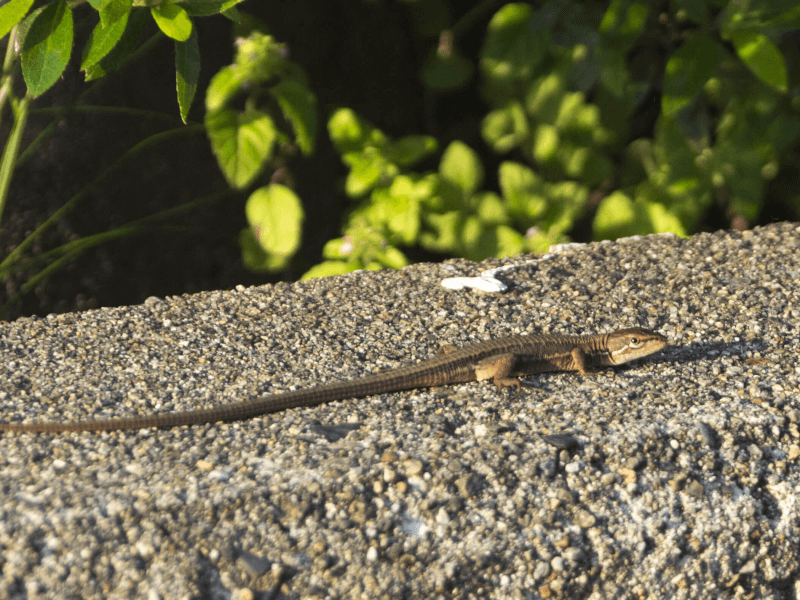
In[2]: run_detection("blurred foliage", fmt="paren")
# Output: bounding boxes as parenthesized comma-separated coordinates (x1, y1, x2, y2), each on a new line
(305, 0, 800, 278)
(1, 0, 800, 300)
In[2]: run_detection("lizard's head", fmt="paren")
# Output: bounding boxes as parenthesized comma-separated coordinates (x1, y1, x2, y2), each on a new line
(607, 328, 668, 365)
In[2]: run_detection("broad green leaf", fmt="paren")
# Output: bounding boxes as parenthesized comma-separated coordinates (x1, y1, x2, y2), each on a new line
(543, 180, 588, 234)
(439, 141, 482, 197)
(321, 237, 353, 260)
(377, 246, 408, 270)
(645, 199, 687, 236)
(475, 192, 508, 225)
(269, 79, 317, 155)
(389, 173, 437, 203)
(84, 7, 146, 81)
(222, 7, 241, 23)
(182, 0, 247, 17)
(345, 152, 393, 197)
(151, 3, 191, 42)
(234, 33, 287, 84)
(206, 109, 277, 189)
(205, 66, 242, 112)
(328, 108, 384, 154)
(245, 184, 304, 262)
(21, 0, 73, 97)
(481, 3, 549, 100)
(533, 123, 559, 162)
(525, 73, 565, 123)
(384, 135, 437, 166)
(302, 260, 355, 281)
(0, 0, 35, 41)
(599, 0, 648, 51)
(81, 8, 129, 70)
(662, 35, 720, 117)
(593, 191, 686, 240)
(555, 92, 600, 133)
(240, 227, 273, 271)
(499, 161, 547, 221)
(730, 32, 787, 92)
(99, 0, 131, 28)
(592, 191, 637, 239)
(481, 101, 528, 153)
(377, 187, 420, 244)
(421, 46, 473, 91)
(176, 25, 200, 123)
(495, 224, 524, 258)
(421, 210, 461, 253)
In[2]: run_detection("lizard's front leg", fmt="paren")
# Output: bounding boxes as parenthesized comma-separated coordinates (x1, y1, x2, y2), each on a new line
(571, 347, 598, 375)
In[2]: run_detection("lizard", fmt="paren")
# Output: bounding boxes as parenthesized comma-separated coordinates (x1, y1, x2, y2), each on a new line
(0, 328, 667, 433)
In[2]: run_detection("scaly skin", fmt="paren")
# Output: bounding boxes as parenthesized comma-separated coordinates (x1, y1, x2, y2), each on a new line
(0, 328, 667, 433)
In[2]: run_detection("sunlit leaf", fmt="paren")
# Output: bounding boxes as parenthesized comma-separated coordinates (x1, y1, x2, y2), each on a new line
(151, 2, 191, 42)
(176, 24, 200, 123)
(206, 109, 277, 189)
(21, 0, 73, 97)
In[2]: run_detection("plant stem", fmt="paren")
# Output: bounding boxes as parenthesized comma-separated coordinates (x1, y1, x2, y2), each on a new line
(0, 189, 235, 314)
(0, 91, 32, 226)
(0, 123, 205, 269)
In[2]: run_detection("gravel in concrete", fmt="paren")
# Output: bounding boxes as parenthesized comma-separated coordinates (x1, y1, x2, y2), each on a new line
(1, 222, 800, 599)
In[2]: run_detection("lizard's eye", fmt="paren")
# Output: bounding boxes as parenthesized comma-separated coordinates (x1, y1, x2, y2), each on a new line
(629, 337, 639, 345)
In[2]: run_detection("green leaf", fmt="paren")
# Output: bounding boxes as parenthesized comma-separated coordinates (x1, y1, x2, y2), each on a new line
(181, 0, 247, 17)
(525, 73, 565, 123)
(662, 35, 720, 117)
(420, 210, 461, 253)
(301, 260, 355, 281)
(475, 192, 508, 225)
(328, 108, 384, 154)
(240, 227, 272, 271)
(421, 46, 473, 91)
(0, 0, 35, 42)
(533, 123, 559, 162)
(384, 135, 437, 166)
(384, 183, 421, 243)
(269, 79, 317, 155)
(206, 109, 277, 189)
(205, 66, 243, 112)
(439, 141, 482, 197)
(377, 246, 408, 270)
(543, 180, 589, 234)
(481, 3, 549, 102)
(222, 7, 241, 23)
(151, 3, 192, 42)
(599, 0, 648, 51)
(344, 152, 393, 197)
(81, 8, 129, 70)
(245, 184, 304, 263)
(21, 0, 73, 97)
(730, 32, 787, 92)
(176, 24, 200, 123)
(494, 225, 525, 258)
(481, 101, 528, 153)
(593, 191, 686, 240)
(99, 0, 131, 28)
(84, 6, 146, 81)
(498, 161, 547, 221)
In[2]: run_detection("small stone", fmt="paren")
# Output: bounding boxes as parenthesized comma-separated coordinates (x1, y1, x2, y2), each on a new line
(686, 480, 705, 498)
